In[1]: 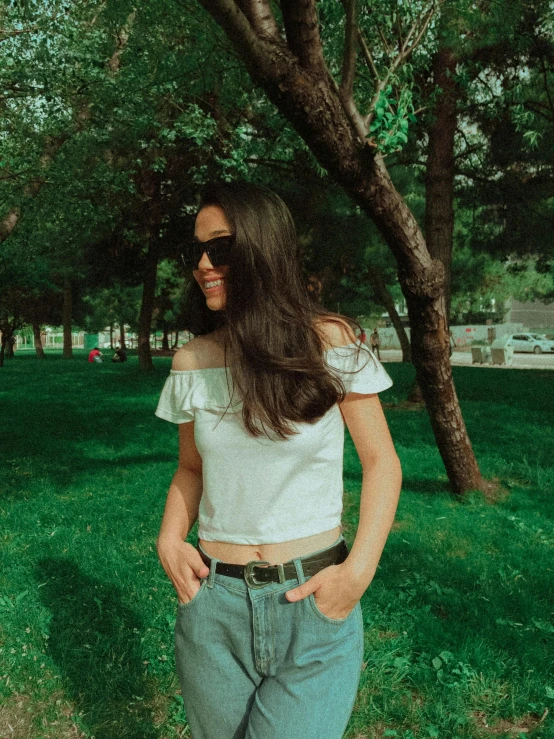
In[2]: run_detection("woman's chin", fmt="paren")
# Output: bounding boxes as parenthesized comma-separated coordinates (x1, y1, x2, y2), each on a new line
(206, 296, 226, 311)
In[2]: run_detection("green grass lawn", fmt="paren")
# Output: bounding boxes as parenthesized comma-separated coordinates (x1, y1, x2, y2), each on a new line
(1, 353, 553, 739)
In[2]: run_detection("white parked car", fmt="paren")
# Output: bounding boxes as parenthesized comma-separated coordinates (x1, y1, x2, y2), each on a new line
(505, 333, 554, 354)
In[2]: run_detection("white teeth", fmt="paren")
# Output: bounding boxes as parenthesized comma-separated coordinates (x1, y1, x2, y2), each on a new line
(205, 279, 223, 289)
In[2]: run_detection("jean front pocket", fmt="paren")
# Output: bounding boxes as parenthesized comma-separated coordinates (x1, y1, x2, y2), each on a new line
(177, 578, 208, 611)
(308, 592, 357, 625)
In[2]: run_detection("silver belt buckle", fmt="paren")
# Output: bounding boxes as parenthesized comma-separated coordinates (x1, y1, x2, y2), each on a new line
(244, 560, 271, 589)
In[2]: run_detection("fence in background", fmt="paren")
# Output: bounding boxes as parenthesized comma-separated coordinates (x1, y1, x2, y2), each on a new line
(362, 323, 528, 350)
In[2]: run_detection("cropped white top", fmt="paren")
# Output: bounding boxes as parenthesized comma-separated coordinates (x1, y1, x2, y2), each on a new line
(155, 342, 393, 544)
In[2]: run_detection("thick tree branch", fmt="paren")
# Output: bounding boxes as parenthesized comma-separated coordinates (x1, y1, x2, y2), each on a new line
(334, 0, 367, 139)
(340, 0, 358, 98)
(236, 0, 280, 40)
(197, 0, 285, 70)
(280, 0, 326, 70)
(332, 75, 369, 141)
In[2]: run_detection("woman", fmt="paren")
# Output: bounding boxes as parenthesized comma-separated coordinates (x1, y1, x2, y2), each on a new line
(155, 182, 402, 739)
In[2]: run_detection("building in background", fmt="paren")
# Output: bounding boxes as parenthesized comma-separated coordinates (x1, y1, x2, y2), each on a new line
(503, 299, 554, 331)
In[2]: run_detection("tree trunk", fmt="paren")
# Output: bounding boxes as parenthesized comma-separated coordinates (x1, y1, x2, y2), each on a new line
(425, 46, 458, 321)
(162, 323, 170, 351)
(172, 331, 180, 349)
(406, 45, 459, 403)
(407, 383, 424, 404)
(33, 323, 46, 359)
(138, 244, 158, 370)
(198, 0, 486, 495)
(62, 277, 73, 358)
(120, 322, 126, 350)
(109, 323, 114, 349)
(5, 335, 14, 358)
(367, 267, 411, 362)
(0, 323, 17, 365)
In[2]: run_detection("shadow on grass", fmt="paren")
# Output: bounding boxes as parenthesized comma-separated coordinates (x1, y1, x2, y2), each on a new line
(1, 355, 176, 494)
(2, 452, 178, 502)
(36, 558, 158, 739)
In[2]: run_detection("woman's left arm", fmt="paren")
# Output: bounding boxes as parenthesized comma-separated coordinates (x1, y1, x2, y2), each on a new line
(286, 393, 402, 619)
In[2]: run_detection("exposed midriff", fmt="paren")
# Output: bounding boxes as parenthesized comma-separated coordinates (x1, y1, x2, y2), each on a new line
(199, 525, 342, 565)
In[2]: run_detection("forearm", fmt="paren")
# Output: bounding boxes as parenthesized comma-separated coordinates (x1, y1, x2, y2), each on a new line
(158, 467, 203, 543)
(285, 452, 402, 617)
(345, 453, 402, 586)
(156, 466, 209, 601)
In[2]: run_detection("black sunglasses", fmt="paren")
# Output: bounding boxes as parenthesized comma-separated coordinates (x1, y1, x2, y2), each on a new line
(180, 235, 234, 269)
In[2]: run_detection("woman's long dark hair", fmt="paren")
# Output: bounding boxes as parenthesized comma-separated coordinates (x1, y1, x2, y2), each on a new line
(182, 181, 369, 439)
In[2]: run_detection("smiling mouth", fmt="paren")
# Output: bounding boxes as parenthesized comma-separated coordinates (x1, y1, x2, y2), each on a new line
(204, 279, 224, 293)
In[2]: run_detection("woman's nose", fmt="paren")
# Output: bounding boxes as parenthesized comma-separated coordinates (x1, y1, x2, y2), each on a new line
(197, 250, 214, 269)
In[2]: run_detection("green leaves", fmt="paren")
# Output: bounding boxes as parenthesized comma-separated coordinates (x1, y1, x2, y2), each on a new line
(522, 130, 542, 149)
(368, 86, 416, 154)
(173, 106, 217, 147)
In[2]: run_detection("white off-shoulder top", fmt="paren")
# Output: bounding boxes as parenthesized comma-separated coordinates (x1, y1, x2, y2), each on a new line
(155, 342, 393, 544)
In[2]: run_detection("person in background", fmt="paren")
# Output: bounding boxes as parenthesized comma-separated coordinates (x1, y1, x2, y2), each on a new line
(370, 327, 381, 360)
(155, 182, 402, 739)
(112, 346, 127, 363)
(88, 347, 103, 363)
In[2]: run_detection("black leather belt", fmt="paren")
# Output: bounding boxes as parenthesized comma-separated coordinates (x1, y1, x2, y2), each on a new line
(198, 539, 349, 589)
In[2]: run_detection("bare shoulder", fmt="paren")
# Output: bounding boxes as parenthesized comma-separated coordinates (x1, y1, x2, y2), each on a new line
(172, 337, 205, 371)
(315, 317, 358, 350)
(172, 333, 226, 371)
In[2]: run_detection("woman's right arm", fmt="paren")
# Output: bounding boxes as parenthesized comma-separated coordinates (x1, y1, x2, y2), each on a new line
(156, 422, 210, 603)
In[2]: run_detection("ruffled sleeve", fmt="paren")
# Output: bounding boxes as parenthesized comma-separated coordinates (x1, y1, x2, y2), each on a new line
(155, 368, 243, 424)
(324, 342, 393, 395)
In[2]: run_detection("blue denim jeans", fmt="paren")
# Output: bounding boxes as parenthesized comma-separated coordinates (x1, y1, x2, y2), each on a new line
(174, 536, 365, 739)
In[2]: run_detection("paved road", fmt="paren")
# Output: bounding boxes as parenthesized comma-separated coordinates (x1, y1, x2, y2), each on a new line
(378, 349, 554, 370)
